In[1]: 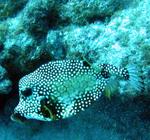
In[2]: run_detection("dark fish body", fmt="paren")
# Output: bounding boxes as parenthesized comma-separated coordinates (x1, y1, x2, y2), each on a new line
(11, 60, 136, 122)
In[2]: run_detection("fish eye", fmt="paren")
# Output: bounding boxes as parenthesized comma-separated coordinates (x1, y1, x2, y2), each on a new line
(21, 88, 32, 97)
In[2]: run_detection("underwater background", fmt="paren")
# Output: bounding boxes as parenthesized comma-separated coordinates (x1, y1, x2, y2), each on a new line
(0, 0, 150, 140)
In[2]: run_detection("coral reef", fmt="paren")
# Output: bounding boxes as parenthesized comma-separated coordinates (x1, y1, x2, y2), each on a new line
(0, 0, 149, 95)
(0, 0, 28, 20)
(0, 0, 149, 139)
(59, 0, 133, 25)
(0, 65, 12, 94)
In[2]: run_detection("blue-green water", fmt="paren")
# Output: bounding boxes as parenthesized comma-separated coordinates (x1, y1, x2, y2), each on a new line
(0, 0, 150, 140)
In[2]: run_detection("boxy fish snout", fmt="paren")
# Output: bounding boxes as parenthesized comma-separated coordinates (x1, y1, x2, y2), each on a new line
(11, 112, 27, 123)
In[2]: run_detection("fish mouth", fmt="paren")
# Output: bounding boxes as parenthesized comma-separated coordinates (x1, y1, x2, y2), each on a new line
(11, 113, 27, 123)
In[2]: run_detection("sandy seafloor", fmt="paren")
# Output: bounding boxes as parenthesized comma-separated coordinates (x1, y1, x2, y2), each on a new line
(0, 95, 150, 140)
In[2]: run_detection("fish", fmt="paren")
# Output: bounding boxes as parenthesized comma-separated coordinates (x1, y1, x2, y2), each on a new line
(11, 60, 141, 122)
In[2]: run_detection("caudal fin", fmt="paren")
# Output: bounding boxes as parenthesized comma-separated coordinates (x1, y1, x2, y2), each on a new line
(126, 65, 143, 91)
(118, 65, 144, 95)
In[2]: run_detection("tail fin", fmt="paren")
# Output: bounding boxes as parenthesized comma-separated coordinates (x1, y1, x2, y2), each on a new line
(124, 65, 143, 92)
(98, 64, 143, 96)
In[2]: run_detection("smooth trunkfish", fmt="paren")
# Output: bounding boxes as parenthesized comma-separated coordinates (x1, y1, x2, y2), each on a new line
(11, 60, 141, 122)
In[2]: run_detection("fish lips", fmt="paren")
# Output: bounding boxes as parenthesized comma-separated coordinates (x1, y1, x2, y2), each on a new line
(11, 113, 27, 124)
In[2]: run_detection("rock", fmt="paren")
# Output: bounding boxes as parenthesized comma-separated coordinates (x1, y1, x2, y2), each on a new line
(59, 0, 134, 25)
(0, 0, 149, 96)
(0, 66, 12, 94)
